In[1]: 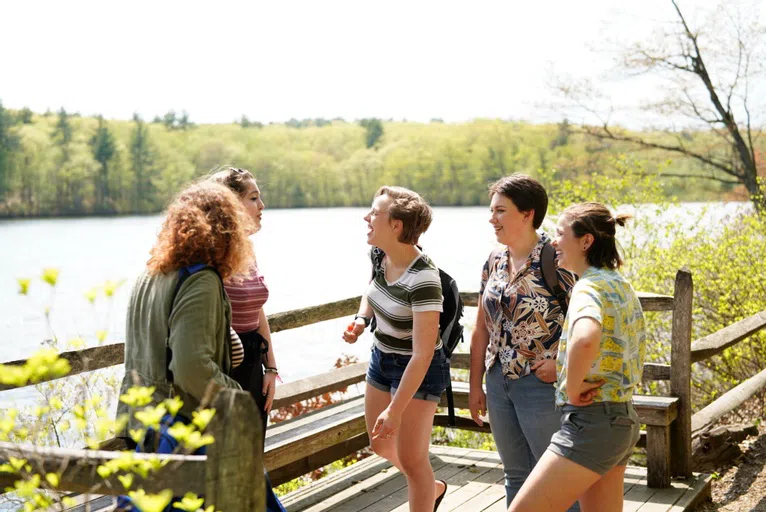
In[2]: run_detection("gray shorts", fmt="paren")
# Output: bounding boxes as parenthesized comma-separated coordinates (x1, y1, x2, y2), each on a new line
(547, 401, 640, 476)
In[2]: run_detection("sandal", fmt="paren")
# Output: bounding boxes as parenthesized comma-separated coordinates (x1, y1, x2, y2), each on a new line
(434, 479, 448, 511)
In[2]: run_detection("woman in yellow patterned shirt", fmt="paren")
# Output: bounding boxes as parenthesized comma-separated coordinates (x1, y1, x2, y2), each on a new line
(509, 202, 646, 512)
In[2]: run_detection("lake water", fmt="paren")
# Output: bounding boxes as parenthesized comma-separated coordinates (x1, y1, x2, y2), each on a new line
(0, 202, 749, 407)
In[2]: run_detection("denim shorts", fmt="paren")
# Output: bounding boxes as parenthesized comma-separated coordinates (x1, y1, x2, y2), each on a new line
(547, 401, 640, 476)
(366, 345, 450, 402)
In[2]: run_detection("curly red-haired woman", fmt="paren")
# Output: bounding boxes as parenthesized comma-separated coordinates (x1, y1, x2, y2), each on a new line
(117, 180, 254, 424)
(115, 180, 255, 511)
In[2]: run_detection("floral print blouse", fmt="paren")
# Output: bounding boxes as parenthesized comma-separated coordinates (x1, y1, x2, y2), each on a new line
(480, 234, 577, 379)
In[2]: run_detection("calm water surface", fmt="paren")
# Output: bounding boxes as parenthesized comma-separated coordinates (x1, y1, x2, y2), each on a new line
(0, 202, 748, 407)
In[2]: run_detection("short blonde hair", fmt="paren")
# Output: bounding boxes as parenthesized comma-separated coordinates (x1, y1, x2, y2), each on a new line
(375, 186, 433, 245)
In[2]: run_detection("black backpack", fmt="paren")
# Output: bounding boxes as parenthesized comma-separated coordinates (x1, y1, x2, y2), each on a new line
(369, 248, 465, 426)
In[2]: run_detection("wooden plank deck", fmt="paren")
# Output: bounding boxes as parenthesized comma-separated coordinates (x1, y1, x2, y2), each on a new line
(280, 446, 712, 512)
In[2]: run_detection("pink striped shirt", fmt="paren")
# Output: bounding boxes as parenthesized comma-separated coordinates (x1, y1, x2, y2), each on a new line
(225, 264, 270, 333)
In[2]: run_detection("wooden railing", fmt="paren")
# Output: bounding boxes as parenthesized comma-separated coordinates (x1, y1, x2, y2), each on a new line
(2, 270, 766, 505)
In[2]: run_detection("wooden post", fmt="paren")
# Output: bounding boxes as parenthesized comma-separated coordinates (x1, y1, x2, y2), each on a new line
(670, 268, 693, 478)
(205, 388, 265, 511)
(646, 425, 671, 488)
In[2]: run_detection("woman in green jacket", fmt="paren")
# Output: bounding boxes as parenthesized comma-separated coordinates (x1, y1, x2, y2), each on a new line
(117, 180, 255, 431)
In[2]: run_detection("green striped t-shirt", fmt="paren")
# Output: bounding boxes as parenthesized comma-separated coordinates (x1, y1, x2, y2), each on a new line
(368, 252, 443, 355)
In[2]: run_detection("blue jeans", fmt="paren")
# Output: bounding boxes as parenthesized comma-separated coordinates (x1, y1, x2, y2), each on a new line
(486, 363, 579, 511)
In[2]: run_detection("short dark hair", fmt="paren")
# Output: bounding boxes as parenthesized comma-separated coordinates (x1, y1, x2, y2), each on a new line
(488, 174, 548, 229)
(561, 202, 632, 270)
(375, 186, 433, 245)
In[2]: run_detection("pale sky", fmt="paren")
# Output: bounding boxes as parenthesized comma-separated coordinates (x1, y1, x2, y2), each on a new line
(2, 0, 762, 126)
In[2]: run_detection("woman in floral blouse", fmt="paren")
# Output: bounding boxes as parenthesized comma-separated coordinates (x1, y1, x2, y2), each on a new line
(468, 174, 579, 510)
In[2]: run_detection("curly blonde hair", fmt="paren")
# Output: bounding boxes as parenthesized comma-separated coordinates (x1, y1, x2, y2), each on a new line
(147, 181, 254, 281)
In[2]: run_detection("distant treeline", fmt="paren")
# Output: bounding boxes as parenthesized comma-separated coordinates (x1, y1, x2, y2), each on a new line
(0, 102, 740, 217)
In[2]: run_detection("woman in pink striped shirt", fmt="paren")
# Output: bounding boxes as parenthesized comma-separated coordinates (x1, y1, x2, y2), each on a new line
(212, 167, 285, 511)
(211, 167, 279, 436)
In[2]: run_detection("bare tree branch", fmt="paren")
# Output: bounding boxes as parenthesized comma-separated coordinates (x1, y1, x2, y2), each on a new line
(680, 88, 724, 124)
(671, 0, 757, 178)
(637, 171, 741, 185)
(585, 124, 743, 179)
(725, 18, 746, 114)
(742, 53, 757, 170)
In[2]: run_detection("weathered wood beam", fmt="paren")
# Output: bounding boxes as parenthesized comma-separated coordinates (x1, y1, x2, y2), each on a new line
(433, 415, 492, 433)
(0, 442, 205, 496)
(670, 268, 693, 478)
(636, 292, 676, 312)
(0, 344, 125, 392)
(272, 362, 368, 410)
(268, 433, 370, 486)
(691, 367, 766, 433)
(205, 389, 265, 512)
(691, 423, 759, 471)
(642, 363, 672, 381)
(267, 296, 362, 333)
(646, 425, 671, 488)
(691, 310, 766, 363)
(265, 397, 367, 471)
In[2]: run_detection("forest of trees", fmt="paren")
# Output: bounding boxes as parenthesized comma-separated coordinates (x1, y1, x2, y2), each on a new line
(0, 102, 750, 218)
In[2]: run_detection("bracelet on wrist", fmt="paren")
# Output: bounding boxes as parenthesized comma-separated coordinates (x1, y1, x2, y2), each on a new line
(264, 366, 279, 374)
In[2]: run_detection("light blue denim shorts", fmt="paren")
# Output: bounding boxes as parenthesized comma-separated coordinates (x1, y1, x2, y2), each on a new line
(366, 345, 450, 402)
(547, 401, 640, 475)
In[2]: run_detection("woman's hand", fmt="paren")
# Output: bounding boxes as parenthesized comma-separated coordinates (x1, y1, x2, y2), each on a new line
(567, 380, 605, 406)
(371, 406, 402, 441)
(342, 319, 366, 344)
(531, 359, 557, 383)
(469, 385, 487, 426)
(262, 371, 277, 413)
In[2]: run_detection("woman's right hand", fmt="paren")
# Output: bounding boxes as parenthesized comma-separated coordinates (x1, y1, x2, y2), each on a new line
(469, 385, 487, 426)
(342, 319, 366, 344)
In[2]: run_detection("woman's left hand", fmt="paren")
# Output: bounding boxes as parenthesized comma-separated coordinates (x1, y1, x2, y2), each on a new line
(262, 371, 277, 414)
(531, 359, 557, 383)
(371, 407, 402, 441)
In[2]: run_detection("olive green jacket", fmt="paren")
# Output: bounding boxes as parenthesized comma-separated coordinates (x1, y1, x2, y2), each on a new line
(117, 269, 241, 432)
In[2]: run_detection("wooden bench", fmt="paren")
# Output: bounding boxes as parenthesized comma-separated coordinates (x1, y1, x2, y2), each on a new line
(435, 381, 680, 487)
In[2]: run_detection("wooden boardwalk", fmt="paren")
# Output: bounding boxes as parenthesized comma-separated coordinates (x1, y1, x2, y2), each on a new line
(280, 446, 713, 512)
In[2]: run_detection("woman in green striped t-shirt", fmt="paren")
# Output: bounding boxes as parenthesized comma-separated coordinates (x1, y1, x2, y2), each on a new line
(343, 186, 451, 511)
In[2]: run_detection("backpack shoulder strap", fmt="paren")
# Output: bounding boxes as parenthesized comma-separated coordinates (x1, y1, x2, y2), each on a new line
(368, 248, 385, 332)
(540, 242, 568, 315)
(370, 247, 385, 279)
